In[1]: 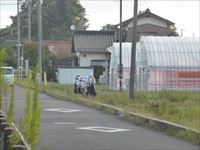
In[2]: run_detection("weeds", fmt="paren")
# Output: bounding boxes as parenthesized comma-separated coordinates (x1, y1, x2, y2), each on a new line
(22, 68, 41, 149)
(7, 85, 14, 122)
(158, 91, 188, 102)
(9, 131, 21, 149)
(22, 74, 32, 140)
(0, 49, 7, 110)
(29, 78, 41, 149)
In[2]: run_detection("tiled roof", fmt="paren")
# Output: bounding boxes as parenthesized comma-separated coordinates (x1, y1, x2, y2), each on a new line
(47, 41, 72, 59)
(27, 40, 72, 59)
(114, 8, 174, 28)
(73, 30, 115, 53)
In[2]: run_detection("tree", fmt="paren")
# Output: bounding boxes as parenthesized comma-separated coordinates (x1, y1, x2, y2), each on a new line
(101, 24, 115, 31)
(42, 0, 89, 40)
(1, 0, 89, 41)
(167, 26, 179, 36)
(23, 43, 55, 71)
(5, 48, 17, 68)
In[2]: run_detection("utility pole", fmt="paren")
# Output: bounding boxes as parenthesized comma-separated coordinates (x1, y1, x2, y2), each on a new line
(28, 0, 31, 42)
(119, 0, 123, 91)
(38, 0, 42, 75)
(129, 0, 138, 99)
(17, 0, 21, 78)
(20, 45, 24, 80)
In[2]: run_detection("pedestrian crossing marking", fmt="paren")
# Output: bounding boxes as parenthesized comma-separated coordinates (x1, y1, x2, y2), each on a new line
(77, 126, 131, 133)
(45, 108, 82, 113)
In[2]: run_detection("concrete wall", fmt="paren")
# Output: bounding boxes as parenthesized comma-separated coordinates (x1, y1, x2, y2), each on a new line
(58, 67, 93, 84)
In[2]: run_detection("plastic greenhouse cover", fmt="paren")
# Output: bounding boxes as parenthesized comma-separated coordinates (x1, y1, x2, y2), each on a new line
(139, 36, 200, 68)
(107, 42, 133, 68)
(108, 36, 200, 69)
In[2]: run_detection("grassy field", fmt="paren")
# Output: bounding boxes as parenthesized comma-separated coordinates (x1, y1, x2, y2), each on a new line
(40, 82, 200, 131)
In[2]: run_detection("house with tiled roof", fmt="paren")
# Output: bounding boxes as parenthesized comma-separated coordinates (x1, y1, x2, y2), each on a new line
(24, 40, 76, 81)
(72, 30, 115, 67)
(113, 8, 176, 42)
(28, 40, 76, 67)
(72, 30, 115, 81)
(47, 40, 72, 59)
(46, 40, 77, 69)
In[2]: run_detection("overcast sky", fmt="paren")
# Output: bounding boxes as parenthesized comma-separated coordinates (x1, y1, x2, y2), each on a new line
(0, 0, 199, 37)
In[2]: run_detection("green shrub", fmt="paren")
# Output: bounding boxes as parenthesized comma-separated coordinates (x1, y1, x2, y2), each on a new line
(29, 71, 41, 149)
(22, 74, 32, 139)
(22, 69, 41, 149)
(0, 49, 7, 110)
(9, 131, 21, 149)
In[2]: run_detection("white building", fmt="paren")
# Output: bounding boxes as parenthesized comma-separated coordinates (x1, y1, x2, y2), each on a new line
(72, 30, 115, 81)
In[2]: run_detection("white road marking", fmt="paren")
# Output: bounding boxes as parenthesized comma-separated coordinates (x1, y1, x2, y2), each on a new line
(45, 108, 82, 113)
(54, 122, 77, 125)
(77, 126, 131, 133)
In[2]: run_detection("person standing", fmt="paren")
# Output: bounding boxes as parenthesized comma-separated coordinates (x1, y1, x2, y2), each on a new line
(74, 75, 80, 93)
(88, 73, 96, 96)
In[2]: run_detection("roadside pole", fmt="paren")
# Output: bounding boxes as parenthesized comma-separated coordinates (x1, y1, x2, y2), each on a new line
(119, 0, 123, 91)
(129, 0, 138, 99)
(38, 0, 42, 80)
(28, 0, 31, 43)
(17, 0, 21, 79)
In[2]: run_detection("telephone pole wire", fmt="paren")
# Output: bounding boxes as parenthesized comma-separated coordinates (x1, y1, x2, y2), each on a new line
(129, 0, 138, 99)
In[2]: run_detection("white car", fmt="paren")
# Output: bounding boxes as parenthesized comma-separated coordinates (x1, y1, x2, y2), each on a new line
(1, 67, 14, 85)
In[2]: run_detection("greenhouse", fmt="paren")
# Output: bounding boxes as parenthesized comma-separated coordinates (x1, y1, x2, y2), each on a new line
(108, 43, 132, 90)
(108, 36, 200, 91)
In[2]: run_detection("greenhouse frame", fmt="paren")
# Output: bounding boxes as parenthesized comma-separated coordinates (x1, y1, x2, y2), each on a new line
(108, 36, 200, 91)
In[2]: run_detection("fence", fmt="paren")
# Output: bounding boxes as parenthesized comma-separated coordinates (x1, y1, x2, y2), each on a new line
(0, 112, 30, 150)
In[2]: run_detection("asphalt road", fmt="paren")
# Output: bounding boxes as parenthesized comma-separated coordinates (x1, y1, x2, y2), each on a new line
(4, 85, 199, 150)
